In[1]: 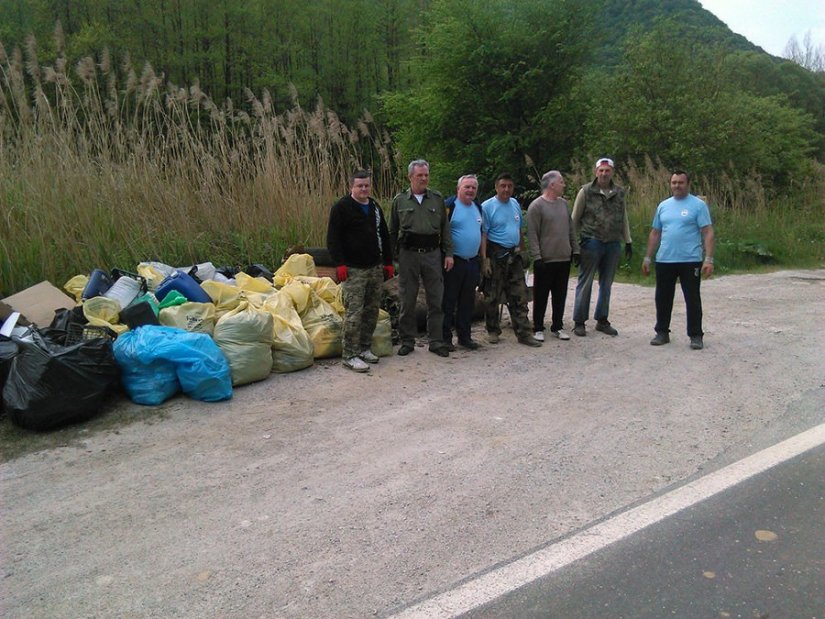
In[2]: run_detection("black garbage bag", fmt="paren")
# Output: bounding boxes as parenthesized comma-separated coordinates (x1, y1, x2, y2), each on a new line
(244, 263, 274, 282)
(49, 305, 87, 332)
(3, 330, 119, 431)
(215, 265, 239, 279)
(0, 337, 19, 415)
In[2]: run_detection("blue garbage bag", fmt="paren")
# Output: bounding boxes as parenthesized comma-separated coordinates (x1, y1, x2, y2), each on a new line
(114, 326, 232, 405)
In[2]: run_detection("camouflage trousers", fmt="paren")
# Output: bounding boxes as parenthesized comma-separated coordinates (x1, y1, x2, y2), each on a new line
(484, 251, 532, 338)
(341, 265, 383, 359)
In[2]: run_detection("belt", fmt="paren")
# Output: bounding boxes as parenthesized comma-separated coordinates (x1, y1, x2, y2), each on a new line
(404, 246, 438, 253)
(453, 255, 479, 262)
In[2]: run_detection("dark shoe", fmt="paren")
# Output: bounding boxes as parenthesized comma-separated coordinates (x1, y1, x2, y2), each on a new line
(458, 339, 479, 350)
(517, 335, 543, 347)
(429, 344, 449, 357)
(690, 336, 704, 350)
(595, 320, 618, 336)
(573, 323, 586, 337)
(397, 344, 415, 356)
(445, 342, 456, 352)
(650, 332, 670, 346)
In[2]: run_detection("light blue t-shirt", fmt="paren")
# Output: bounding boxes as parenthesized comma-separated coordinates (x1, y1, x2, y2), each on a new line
(652, 194, 712, 263)
(482, 197, 523, 248)
(450, 200, 482, 259)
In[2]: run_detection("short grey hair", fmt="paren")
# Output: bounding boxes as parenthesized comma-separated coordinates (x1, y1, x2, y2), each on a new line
(456, 174, 478, 188)
(408, 159, 430, 175)
(540, 170, 562, 190)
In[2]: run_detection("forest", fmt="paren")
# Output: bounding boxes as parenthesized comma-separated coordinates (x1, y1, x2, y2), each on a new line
(1, 0, 824, 295)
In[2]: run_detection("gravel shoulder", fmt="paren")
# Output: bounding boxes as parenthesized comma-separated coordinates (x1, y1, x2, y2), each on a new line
(2, 269, 824, 618)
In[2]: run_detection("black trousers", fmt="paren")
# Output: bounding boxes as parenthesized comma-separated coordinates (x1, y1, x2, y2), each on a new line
(654, 262, 703, 337)
(443, 256, 480, 343)
(532, 260, 571, 332)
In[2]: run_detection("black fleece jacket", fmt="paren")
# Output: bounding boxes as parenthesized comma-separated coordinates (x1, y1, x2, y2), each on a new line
(326, 195, 393, 268)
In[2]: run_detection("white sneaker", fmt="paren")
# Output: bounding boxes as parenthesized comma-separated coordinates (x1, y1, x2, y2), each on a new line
(553, 329, 570, 340)
(343, 357, 370, 372)
(359, 350, 379, 364)
(533, 331, 545, 342)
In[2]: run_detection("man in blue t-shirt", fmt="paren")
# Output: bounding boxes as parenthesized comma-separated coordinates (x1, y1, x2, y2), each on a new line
(442, 174, 483, 350)
(642, 169, 715, 349)
(480, 173, 541, 347)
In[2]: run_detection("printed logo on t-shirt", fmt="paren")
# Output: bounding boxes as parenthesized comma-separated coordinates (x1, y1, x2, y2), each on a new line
(681, 209, 688, 217)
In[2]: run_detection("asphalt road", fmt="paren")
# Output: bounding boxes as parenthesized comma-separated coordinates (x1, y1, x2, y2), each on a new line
(463, 444, 825, 619)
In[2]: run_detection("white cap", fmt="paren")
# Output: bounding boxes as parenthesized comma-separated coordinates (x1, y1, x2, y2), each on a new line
(595, 157, 614, 169)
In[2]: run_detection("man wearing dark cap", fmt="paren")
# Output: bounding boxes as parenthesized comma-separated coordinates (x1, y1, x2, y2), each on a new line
(571, 157, 633, 337)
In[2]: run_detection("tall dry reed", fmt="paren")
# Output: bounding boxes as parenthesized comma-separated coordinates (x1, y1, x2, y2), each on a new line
(0, 33, 401, 297)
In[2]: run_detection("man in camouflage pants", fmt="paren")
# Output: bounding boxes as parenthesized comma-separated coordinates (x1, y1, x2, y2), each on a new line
(327, 169, 394, 372)
(480, 173, 541, 347)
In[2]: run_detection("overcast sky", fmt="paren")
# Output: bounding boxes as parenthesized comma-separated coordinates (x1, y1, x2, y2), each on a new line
(700, 0, 825, 57)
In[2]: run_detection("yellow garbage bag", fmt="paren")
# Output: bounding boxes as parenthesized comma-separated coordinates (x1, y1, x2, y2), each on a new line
(260, 292, 315, 373)
(213, 300, 274, 385)
(82, 296, 127, 335)
(274, 253, 317, 287)
(137, 262, 173, 292)
(201, 280, 242, 318)
(236, 272, 276, 294)
(371, 309, 393, 358)
(300, 290, 343, 359)
(280, 280, 312, 315)
(159, 302, 217, 335)
(295, 276, 342, 310)
(64, 275, 88, 303)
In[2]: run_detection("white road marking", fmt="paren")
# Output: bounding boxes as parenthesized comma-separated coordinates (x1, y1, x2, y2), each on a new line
(391, 422, 825, 618)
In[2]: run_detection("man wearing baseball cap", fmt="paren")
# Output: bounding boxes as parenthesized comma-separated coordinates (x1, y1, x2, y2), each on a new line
(570, 157, 632, 337)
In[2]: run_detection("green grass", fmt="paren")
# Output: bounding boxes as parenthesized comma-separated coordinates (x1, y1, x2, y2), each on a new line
(607, 159, 825, 284)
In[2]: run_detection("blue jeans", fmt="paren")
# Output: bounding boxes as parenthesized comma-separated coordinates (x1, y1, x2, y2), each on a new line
(573, 238, 621, 325)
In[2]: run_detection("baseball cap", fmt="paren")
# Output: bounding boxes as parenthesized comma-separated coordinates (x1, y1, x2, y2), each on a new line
(595, 157, 614, 169)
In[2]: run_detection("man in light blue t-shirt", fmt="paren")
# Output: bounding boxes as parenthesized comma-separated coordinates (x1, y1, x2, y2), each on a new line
(442, 174, 483, 350)
(480, 173, 541, 347)
(642, 169, 715, 349)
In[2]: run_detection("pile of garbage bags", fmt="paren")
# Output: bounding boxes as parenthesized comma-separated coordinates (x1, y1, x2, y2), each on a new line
(0, 254, 393, 431)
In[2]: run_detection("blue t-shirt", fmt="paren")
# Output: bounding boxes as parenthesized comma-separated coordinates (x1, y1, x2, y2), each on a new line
(652, 194, 712, 263)
(482, 197, 523, 248)
(450, 200, 483, 259)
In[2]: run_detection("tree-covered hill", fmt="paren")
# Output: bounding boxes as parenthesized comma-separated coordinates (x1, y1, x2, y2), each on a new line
(1, 0, 822, 189)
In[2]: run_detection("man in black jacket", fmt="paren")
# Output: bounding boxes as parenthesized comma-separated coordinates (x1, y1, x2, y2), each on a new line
(327, 170, 394, 372)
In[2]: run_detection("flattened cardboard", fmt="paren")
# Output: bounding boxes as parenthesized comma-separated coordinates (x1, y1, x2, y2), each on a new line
(3, 281, 76, 327)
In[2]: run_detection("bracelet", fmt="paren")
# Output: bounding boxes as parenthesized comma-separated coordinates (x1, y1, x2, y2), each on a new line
(704, 257, 714, 264)
(643, 257, 651, 264)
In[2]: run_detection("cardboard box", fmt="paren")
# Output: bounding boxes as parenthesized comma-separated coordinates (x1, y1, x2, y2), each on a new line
(3, 281, 77, 327)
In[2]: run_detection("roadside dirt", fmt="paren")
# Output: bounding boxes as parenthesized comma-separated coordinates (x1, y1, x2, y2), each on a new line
(2, 269, 824, 618)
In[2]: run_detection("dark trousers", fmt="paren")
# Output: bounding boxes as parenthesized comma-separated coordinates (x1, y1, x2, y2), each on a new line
(532, 260, 571, 332)
(654, 262, 703, 337)
(398, 248, 444, 346)
(442, 256, 480, 344)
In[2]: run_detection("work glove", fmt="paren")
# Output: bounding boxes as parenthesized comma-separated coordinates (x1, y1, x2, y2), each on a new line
(336, 265, 348, 282)
(383, 265, 395, 280)
(572, 253, 581, 267)
(480, 257, 492, 279)
(625, 243, 633, 261)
